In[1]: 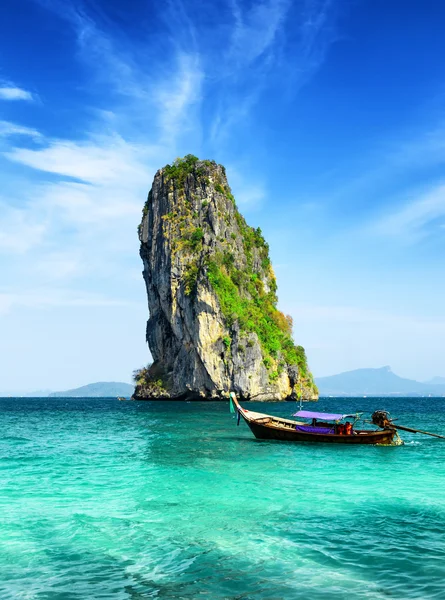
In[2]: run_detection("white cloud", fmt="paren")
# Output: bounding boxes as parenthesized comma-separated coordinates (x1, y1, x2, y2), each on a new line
(0, 131, 156, 265)
(0, 120, 41, 138)
(0, 289, 139, 315)
(372, 183, 445, 238)
(209, 92, 258, 145)
(299, 0, 335, 60)
(0, 0, 338, 304)
(0, 204, 47, 254)
(76, 16, 151, 99)
(6, 135, 152, 185)
(290, 303, 445, 332)
(226, 166, 266, 209)
(388, 123, 445, 168)
(3, 130, 162, 243)
(155, 53, 203, 141)
(39, 179, 143, 223)
(36, 252, 83, 280)
(0, 85, 34, 102)
(209, 0, 338, 144)
(0, 6, 206, 267)
(229, 0, 290, 66)
(325, 121, 445, 223)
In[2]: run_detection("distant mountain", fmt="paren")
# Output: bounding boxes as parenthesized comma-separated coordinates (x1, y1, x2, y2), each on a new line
(316, 366, 445, 397)
(426, 376, 445, 385)
(49, 382, 133, 398)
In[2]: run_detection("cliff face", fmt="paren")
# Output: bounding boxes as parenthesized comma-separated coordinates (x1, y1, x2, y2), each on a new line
(133, 155, 318, 401)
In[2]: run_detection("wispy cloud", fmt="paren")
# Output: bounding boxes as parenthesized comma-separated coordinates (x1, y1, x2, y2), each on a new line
(33, 0, 203, 141)
(290, 302, 445, 331)
(228, 0, 290, 67)
(154, 53, 203, 142)
(1, 0, 340, 311)
(371, 183, 445, 239)
(346, 123, 445, 194)
(0, 84, 34, 102)
(0, 288, 139, 315)
(309, 117, 445, 245)
(388, 122, 445, 168)
(209, 0, 339, 144)
(0, 2, 207, 331)
(0, 120, 42, 138)
(1, 130, 155, 262)
(6, 135, 151, 186)
(36, 252, 83, 281)
(298, 0, 336, 66)
(226, 165, 266, 209)
(0, 204, 47, 254)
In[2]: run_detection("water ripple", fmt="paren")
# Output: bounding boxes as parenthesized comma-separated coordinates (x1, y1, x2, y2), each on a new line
(1, 396, 445, 599)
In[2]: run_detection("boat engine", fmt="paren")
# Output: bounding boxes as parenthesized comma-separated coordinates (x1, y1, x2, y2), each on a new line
(371, 410, 394, 429)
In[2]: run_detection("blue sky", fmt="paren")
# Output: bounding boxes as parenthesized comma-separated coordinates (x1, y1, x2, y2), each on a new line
(1, 0, 445, 393)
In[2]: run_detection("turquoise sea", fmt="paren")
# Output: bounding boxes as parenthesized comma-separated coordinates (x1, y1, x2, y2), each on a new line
(1, 396, 445, 599)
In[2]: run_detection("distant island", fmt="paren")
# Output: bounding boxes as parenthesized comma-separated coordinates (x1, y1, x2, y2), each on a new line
(427, 376, 445, 385)
(316, 366, 445, 397)
(5, 369, 445, 398)
(49, 382, 133, 398)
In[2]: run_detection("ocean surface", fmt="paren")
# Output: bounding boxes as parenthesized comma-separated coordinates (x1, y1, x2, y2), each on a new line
(1, 396, 445, 599)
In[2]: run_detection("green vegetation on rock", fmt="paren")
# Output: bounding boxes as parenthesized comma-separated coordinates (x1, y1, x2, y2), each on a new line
(186, 227, 204, 251)
(164, 154, 214, 186)
(206, 254, 311, 383)
(132, 365, 166, 394)
(184, 263, 199, 295)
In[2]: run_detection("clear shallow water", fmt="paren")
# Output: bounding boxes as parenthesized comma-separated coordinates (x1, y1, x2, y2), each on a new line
(1, 397, 445, 600)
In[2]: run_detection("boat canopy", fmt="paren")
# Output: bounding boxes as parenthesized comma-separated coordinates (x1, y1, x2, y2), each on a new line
(292, 410, 357, 421)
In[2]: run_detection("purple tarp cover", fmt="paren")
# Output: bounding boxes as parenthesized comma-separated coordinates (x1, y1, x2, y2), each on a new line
(295, 425, 335, 434)
(292, 410, 355, 421)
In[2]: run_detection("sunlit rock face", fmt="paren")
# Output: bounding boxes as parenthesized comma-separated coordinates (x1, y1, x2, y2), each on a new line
(133, 156, 318, 401)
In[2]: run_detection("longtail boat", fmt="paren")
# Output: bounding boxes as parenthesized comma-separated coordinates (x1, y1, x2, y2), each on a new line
(229, 393, 399, 445)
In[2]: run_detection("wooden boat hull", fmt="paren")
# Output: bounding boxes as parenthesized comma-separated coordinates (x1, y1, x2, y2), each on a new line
(230, 395, 397, 445)
(245, 418, 396, 445)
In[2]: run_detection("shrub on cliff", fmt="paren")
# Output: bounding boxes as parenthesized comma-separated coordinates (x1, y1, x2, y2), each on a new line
(133, 365, 165, 393)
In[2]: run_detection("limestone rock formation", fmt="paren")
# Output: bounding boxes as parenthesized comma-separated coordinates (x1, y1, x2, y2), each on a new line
(133, 155, 318, 401)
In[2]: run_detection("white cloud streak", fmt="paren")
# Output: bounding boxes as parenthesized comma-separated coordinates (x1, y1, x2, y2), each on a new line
(6, 136, 151, 185)
(229, 0, 290, 67)
(1, 0, 340, 308)
(0, 131, 156, 261)
(209, 0, 338, 144)
(371, 183, 445, 239)
(226, 166, 266, 209)
(0, 204, 47, 254)
(291, 302, 445, 332)
(0, 85, 34, 102)
(36, 252, 83, 280)
(0, 120, 41, 138)
(155, 53, 203, 141)
(0, 289, 139, 315)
